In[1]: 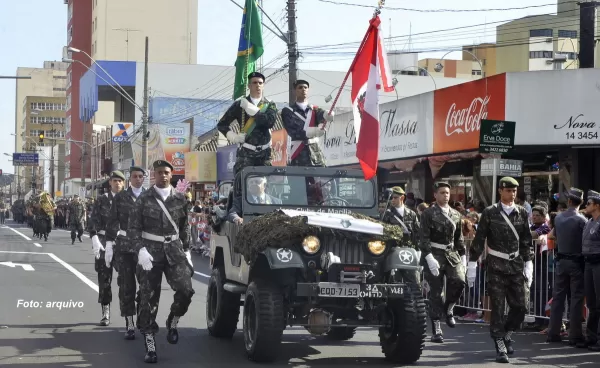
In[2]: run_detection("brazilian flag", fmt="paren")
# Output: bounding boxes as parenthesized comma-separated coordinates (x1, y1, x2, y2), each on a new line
(233, 0, 264, 100)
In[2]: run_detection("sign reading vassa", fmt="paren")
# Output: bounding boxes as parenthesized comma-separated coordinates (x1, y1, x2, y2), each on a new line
(321, 92, 433, 166)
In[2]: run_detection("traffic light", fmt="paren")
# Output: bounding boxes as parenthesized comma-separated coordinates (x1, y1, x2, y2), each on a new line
(39, 133, 44, 143)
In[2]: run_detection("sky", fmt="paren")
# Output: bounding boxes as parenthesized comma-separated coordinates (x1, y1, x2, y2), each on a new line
(0, 0, 571, 174)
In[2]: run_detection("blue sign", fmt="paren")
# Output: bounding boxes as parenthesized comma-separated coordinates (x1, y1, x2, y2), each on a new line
(13, 153, 39, 166)
(216, 145, 238, 182)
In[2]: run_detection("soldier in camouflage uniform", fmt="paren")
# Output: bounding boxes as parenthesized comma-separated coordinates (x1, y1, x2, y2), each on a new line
(69, 195, 86, 244)
(468, 177, 533, 363)
(89, 170, 126, 326)
(129, 160, 194, 363)
(282, 79, 334, 167)
(105, 166, 148, 340)
(217, 72, 278, 178)
(419, 182, 465, 343)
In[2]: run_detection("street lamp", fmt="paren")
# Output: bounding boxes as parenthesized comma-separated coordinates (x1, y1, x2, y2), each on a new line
(432, 49, 487, 96)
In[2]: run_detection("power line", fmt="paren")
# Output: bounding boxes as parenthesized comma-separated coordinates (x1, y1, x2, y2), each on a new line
(316, 0, 571, 13)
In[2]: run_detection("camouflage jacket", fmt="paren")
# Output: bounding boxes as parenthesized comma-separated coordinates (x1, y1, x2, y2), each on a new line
(128, 186, 191, 264)
(217, 96, 278, 149)
(281, 103, 326, 141)
(382, 206, 420, 249)
(470, 202, 532, 275)
(68, 201, 86, 225)
(89, 191, 119, 238)
(419, 204, 465, 257)
(106, 187, 147, 252)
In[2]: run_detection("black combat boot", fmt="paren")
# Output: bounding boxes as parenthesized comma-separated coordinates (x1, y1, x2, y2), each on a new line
(494, 338, 510, 363)
(166, 312, 180, 344)
(99, 304, 110, 326)
(444, 301, 456, 328)
(78, 235, 82, 242)
(71, 237, 75, 245)
(504, 330, 515, 355)
(430, 319, 444, 343)
(143, 333, 158, 363)
(124, 316, 136, 340)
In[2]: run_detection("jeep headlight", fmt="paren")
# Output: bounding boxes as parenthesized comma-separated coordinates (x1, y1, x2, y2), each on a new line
(302, 235, 321, 254)
(368, 240, 386, 255)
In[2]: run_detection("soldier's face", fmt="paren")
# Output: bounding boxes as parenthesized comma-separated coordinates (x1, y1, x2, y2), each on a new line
(434, 187, 450, 206)
(586, 200, 599, 215)
(499, 188, 517, 204)
(110, 178, 124, 193)
(391, 194, 404, 207)
(130, 171, 145, 188)
(155, 167, 172, 188)
(295, 84, 308, 101)
(249, 77, 264, 96)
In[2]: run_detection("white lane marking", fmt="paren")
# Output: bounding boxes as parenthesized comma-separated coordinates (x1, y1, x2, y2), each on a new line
(7, 227, 32, 241)
(33, 243, 42, 248)
(55, 229, 90, 238)
(0, 250, 48, 255)
(47, 253, 99, 293)
(194, 271, 210, 278)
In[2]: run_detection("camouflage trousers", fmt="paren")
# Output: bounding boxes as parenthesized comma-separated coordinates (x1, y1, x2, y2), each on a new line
(95, 249, 114, 305)
(113, 251, 140, 317)
(289, 144, 326, 167)
(70, 222, 84, 240)
(423, 251, 465, 320)
(233, 146, 272, 178)
(487, 270, 527, 339)
(137, 257, 195, 334)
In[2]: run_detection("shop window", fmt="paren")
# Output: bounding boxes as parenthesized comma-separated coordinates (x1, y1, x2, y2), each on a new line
(530, 29, 553, 38)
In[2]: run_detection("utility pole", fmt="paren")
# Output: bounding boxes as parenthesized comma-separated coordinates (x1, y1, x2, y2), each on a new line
(81, 121, 86, 197)
(578, 1, 598, 68)
(50, 123, 55, 198)
(287, 0, 298, 104)
(141, 37, 149, 172)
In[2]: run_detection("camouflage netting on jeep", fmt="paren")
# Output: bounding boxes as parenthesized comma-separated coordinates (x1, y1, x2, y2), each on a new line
(235, 210, 403, 264)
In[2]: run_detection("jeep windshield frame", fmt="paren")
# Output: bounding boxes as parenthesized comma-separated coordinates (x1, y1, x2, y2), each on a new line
(239, 166, 379, 218)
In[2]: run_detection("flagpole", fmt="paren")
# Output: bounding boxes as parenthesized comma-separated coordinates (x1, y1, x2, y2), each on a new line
(323, 0, 386, 127)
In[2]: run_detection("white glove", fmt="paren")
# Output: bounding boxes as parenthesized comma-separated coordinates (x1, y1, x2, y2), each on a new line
(425, 253, 440, 276)
(226, 131, 246, 144)
(325, 111, 334, 122)
(306, 126, 325, 139)
(91, 235, 105, 260)
(240, 98, 260, 116)
(138, 247, 154, 271)
(461, 255, 467, 268)
(416, 250, 422, 263)
(105, 241, 114, 268)
(467, 261, 477, 288)
(524, 260, 533, 287)
(185, 250, 193, 267)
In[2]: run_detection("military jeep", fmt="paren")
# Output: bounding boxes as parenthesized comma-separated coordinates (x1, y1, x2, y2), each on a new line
(206, 166, 426, 363)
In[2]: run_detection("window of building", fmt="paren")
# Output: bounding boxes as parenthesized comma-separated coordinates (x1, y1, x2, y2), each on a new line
(558, 30, 577, 39)
(68, 3, 73, 20)
(472, 70, 482, 76)
(68, 26, 73, 45)
(568, 52, 577, 59)
(53, 88, 66, 92)
(529, 51, 553, 58)
(530, 29, 553, 38)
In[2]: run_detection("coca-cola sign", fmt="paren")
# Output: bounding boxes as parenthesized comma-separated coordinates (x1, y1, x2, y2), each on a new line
(433, 74, 506, 154)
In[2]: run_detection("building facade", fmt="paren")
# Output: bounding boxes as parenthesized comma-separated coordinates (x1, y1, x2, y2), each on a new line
(418, 58, 483, 80)
(462, 43, 497, 77)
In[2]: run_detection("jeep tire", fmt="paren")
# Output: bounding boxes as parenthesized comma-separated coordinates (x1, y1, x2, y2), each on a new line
(378, 287, 427, 364)
(326, 327, 356, 341)
(206, 267, 241, 338)
(243, 278, 284, 362)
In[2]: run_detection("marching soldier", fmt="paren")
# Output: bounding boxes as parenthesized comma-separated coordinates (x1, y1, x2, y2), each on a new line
(69, 194, 86, 245)
(89, 170, 126, 326)
(105, 166, 148, 340)
(129, 160, 194, 363)
(468, 177, 533, 363)
(282, 79, 334, 167)
(419, 182, 465, 343)
(580, 189, 600, 351)
(217, 72, 278, 177)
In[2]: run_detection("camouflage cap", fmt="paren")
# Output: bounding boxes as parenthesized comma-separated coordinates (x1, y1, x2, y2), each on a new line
(588, 190, 600, 202)
(499, 177, 519, 188)
(110, 170, 126, 181)
(391, 186, 405, 195)
(434, 182, 451, 190)
(153, 160, 174, 171)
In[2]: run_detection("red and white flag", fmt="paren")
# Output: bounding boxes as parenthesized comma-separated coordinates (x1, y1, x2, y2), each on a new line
(350, 16, 393, 180)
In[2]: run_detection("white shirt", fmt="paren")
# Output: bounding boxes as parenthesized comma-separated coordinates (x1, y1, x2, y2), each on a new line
(154, 185, 171, 201)
(394, 205, 405, 217)
(439, 204, 450, 214)
(501, 202, 516, 215)
(296, 102, 308, 111)
(250, 97, 261, 106)
(253, 194, 267, 204)
(131, 186, 143, 198)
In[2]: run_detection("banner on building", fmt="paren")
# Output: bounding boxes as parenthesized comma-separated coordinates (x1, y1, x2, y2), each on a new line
(112, 123, 134, 142)
(216, 144, 237, 182)
(131, 122, 191, 176)
(184, 151, 217, 182)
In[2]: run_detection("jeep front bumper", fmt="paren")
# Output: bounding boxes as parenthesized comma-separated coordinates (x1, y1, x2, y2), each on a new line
(296, 282, 408, 299)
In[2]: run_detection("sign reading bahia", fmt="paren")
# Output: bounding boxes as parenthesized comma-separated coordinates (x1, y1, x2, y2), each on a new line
(478, 119, 516, 154)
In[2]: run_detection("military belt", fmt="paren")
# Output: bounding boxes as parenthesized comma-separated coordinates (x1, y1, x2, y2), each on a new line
(242, 142, 270, 151)
(488, 248, 519, 261)
(118, 230, 127, 237)
(142, 231, 178, 243)
(430, 242, 453, 251)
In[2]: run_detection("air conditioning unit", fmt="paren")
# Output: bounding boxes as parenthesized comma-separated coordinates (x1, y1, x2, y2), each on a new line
(553, 53, 567, 61)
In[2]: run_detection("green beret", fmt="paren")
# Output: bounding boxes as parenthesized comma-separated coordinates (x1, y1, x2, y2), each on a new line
(130, 166, 146, 175)
(391, 186, 405, 195)
(499, 177, 519, 188)
(110, 170, 126, 181)
(434, 182, 451, 190)
(153, 160, 174, 171)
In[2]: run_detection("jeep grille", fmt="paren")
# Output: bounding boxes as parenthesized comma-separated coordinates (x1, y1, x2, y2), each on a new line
(321, 237, 365, 264)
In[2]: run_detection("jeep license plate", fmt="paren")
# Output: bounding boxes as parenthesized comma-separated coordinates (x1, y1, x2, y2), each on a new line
(318, 282, 360, 298)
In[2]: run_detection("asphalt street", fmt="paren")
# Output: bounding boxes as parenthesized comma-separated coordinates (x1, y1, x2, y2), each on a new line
(0, 219, 597, 367)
